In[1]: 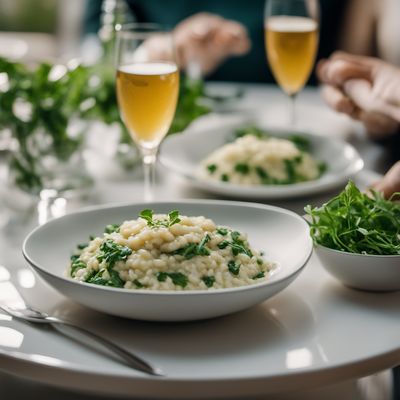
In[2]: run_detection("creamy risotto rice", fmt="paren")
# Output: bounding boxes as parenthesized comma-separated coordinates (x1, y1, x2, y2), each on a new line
(69, 210, 275, 291)
(199, 135, 324, 185)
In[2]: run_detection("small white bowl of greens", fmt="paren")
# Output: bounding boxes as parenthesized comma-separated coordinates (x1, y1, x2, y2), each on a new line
(305, 181, 400, 292)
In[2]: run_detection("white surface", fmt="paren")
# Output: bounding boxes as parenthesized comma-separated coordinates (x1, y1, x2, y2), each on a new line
(315, 245, 400, 292)
(0, 84, 397, 399)
(0, 250, 399, 398)
(22, 201, 312, 321)
(160, 124, 363, 199)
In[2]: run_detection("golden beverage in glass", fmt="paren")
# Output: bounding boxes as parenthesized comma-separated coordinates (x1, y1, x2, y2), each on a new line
(264, 0, 319, 126)
(266, 16, 318, 95)
(115, 24, 179, 202)
(116, 63, 179, 147)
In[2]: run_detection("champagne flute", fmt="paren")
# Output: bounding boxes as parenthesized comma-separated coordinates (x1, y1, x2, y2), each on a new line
(264, 0, 319, 126)
(115, 24, 179, 201)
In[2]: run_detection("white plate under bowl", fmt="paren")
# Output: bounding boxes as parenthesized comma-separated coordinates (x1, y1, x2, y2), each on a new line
(160, 126, 364, 199)
(22, 200, 312, 321)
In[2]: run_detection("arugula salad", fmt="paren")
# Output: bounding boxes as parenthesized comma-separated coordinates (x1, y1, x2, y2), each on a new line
(305, 181, 400, 255)
(69, 209, 274, 290)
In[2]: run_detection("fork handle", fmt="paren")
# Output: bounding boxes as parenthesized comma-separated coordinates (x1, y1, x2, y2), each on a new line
(47, 317, 163, 376)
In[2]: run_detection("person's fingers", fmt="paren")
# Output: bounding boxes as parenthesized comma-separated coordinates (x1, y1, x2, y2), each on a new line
(357, 109, 399, 140)
(344, 79, 400, 122)
(321, 60, 373, 86)
(214, 21, 250, 54)
(330, 51, 380, 68)
(343, 79, 373, 110)
(371, 161, 400, 199)
(320, 84, 357, 115)
(316, 59, 328, 82)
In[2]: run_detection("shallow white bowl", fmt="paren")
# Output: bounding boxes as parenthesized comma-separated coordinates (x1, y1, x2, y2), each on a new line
(23, 200, 312, 321)
(160, 126, 364, 199)
(315, 244, 400, 292)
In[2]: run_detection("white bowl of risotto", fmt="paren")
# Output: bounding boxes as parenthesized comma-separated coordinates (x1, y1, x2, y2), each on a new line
(23, 200, 312, 321)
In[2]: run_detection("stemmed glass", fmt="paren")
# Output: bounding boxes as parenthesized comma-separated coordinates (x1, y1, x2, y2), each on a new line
(264, 0, 319, 126)
(115, 24, 180, 201)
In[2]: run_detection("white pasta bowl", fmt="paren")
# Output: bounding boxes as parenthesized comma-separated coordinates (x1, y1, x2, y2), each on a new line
(23, 200, 312, 321)
(315, 244, 400, 292)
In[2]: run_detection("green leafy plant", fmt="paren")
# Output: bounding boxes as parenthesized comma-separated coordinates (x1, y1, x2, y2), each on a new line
(0, 55, 213, 193)
(305, 181, 400, 255)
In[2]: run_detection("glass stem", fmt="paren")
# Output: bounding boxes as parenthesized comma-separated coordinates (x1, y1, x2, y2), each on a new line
(140, 146, 158, 203)
(288, 93, 297, 127)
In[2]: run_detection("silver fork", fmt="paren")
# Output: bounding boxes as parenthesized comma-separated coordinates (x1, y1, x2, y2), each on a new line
(0, 304, 163, 376)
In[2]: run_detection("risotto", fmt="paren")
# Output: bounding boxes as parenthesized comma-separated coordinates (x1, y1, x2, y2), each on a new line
(199, 134, 324, 185)
(68, 209, 275, 291)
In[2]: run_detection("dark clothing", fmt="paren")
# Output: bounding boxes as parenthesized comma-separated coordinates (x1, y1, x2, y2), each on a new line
(85, 0, 348, 83)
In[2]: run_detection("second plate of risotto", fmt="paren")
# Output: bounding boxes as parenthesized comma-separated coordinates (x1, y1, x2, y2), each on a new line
(160, 124, 364, 199)
(23, 200, 312, 321)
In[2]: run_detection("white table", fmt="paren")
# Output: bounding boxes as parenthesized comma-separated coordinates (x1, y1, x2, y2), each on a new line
(0, 85, 398, 400)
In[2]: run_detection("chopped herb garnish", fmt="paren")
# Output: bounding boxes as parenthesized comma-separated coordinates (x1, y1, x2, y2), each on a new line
(139, 209, 155, 225)
(139, 209, 181, 228)
(255, 166, 269, 180)
(156, 272, 188, 287)
(288, 135, 311, 152)
(217, 240, 230, 249)
(202, 276, 215, 287)
(104, 224, 120, 234)
(233, 125, 266, 140)
(217, 231, 252, 257)
(133, 279, 144, 288)
(221, 174, 229, 182)
(207, 164, 218, 174)
(84, 268, 124, 288)
(216, 227, 229, 236)
(284, 159, 297, 182)
(172, 234, 211, 259)
(318, 161, 327, 175)
(70, 254, 80, 262)
(156, 272, 168, 282)
(228, 260, 240, 275)
(70, 259, 86, 277)
(256, 258, 263, 266)
(96, 239, 132, 269)
(305, 180, 400, 255)
(252, 271, 265, 280)
(77, 243, 88, 250)
(109, 269, 124, 288)
(168, 210, 181, 226)
(234, 163, 250, 174)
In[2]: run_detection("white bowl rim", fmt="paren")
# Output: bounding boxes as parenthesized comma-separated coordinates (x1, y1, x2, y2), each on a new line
(314, 242, 400, 259)
(22, 199, 313, 296)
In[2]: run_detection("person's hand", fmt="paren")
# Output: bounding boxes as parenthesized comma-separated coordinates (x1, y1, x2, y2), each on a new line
(371, 161, 400, 199)
(173, 13, 251, 76)
(317, 52, 400, 139)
